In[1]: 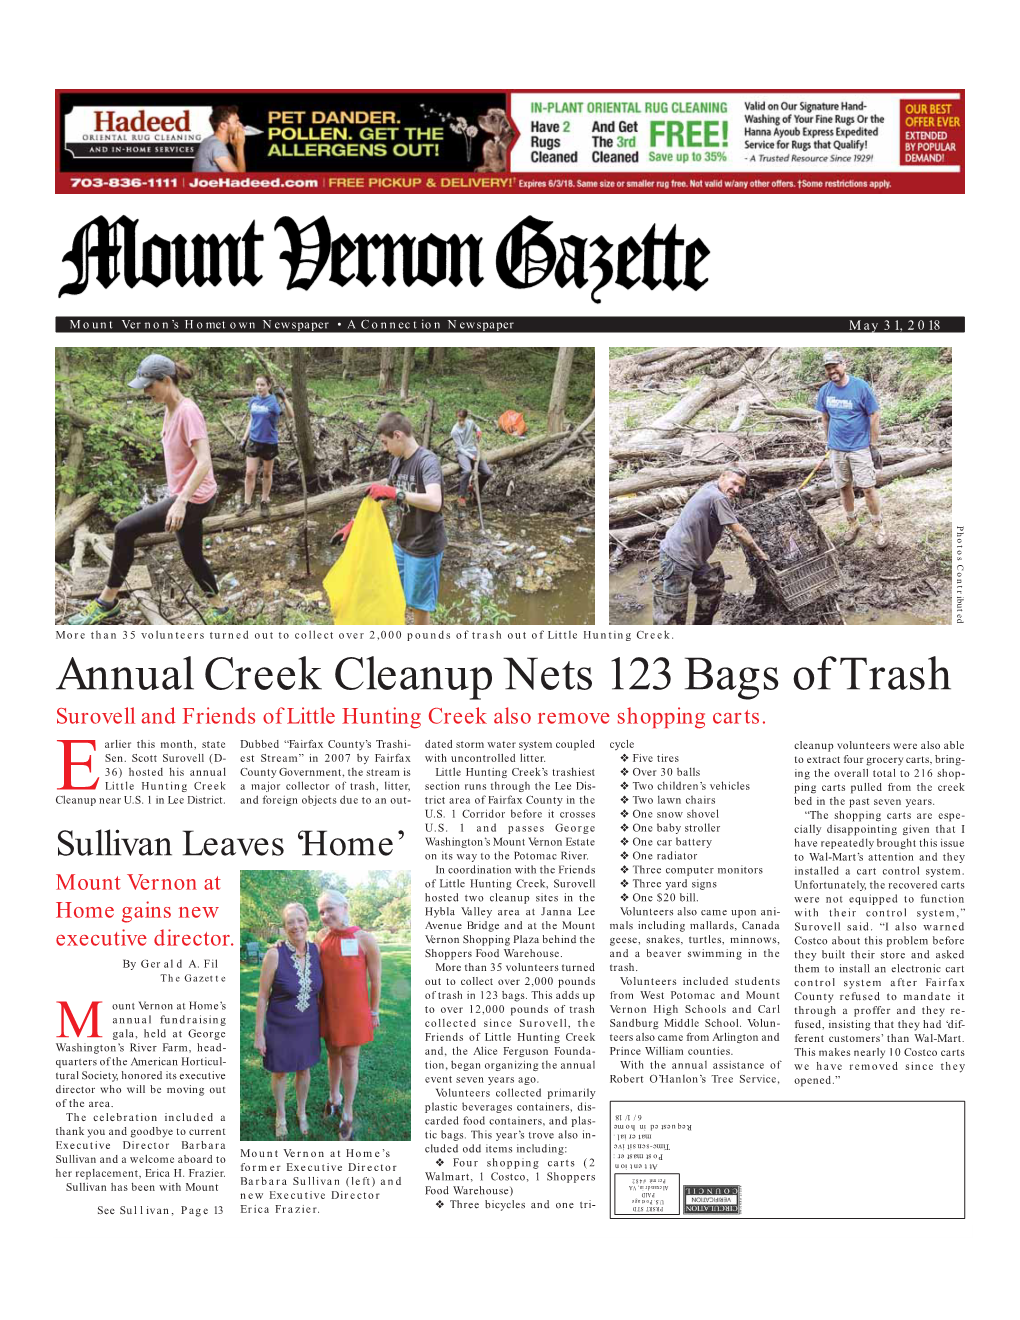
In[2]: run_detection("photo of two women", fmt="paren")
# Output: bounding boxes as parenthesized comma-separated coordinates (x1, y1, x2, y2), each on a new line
(240, 870, 411, 1142)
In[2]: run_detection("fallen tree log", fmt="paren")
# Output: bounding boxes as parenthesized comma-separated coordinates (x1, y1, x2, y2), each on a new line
(609, 446, 932, 498)
(609, 486, 690, 524)
(609, 512, 682, 546)
(621, 349, 774, 446)
(758, 405, 819, 422)
(611, 428, 900, 462)
(110, 430, 572, 547)
(802, 451, 952, 505)
(538, 409, 596, 471)
(56, 491, 100, 551)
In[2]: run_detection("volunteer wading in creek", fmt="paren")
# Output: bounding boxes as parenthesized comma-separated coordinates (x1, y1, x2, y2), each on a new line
(238, 376, 294, 516)
(655, 466, 769, 625)
(331, 411, 447, 625)
(69, 354, 236, 626)
(816, 350, 888, 548)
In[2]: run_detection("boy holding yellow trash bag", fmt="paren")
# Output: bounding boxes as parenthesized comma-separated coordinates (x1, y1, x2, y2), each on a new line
(329, 412, 447, 626)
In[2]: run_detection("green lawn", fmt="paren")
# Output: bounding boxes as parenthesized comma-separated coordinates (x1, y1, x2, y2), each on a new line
(239, 946, 411, 1142)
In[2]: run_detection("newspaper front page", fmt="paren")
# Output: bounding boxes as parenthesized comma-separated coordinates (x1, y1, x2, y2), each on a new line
(25, 54, 1007, 1316)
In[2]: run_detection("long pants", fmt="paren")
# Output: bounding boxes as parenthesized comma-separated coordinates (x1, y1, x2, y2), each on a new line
(108, 495, 218, 596)
(653, 552, 725, 625)
(457, 453, 491, 499)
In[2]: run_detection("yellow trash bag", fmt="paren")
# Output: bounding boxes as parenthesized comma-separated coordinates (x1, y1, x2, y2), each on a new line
(324, 498, 406, 625)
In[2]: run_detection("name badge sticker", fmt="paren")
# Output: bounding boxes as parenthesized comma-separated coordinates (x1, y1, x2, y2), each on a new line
(341, 938, 360, 956)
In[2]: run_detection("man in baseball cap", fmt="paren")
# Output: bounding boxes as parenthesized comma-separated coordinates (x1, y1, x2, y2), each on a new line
(816, 352, 887, 548)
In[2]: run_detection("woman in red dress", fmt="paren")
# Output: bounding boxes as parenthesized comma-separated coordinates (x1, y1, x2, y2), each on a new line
(315, 889, 382, 1140)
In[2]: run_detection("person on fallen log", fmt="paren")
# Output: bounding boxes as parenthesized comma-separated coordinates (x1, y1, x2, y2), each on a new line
(239, 377, 293, 516)
(68, 355, 236, 626)
(451, 408, 491, 512)
(330, 411, 447, 625)
(816, 351, 887, 548)
(655, 466, 769, 625)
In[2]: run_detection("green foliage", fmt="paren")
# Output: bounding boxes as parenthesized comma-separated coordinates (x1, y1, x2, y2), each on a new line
(313, 347, 595, 441)
(240, 869, 411, 937)
(432, 595, 515, 625)
(239, 950, 411, 1141)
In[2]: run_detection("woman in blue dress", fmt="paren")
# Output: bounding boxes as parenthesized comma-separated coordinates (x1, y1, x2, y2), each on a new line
(254, 903, 323, 1137)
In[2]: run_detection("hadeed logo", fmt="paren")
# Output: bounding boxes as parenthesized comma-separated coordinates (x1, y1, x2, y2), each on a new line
(63, 103, 209, 160)
(91, 109, 194, 134)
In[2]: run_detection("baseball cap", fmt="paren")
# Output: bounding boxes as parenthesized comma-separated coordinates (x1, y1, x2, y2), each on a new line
(822, 351, 845, 366)
(128, 354, 176, 389)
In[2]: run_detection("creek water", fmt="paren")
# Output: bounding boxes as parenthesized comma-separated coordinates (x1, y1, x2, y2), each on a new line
(609, 554, 942, 626)
(609, 548, 754, 624)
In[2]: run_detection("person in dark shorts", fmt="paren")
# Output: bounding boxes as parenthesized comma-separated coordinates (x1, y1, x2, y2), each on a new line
(331, 411, 447, 625)
(451, 408, 491, 510)
(68, 354, 236, 626)
(239, 376, 294, 516)
(655, 466, 769, 625)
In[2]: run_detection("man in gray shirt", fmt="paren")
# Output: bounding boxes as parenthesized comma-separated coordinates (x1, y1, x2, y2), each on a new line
(192, 105, 246, 173)
(656, 467, 769, 624)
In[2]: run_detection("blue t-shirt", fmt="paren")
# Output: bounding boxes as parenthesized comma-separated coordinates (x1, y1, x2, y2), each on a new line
(815, 375, 879, 452)
(248, 394, 282, 445)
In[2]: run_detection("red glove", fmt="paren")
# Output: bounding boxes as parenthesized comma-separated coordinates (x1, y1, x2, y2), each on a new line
(330, 519, 354, 546)
(367, 484, 397, 501)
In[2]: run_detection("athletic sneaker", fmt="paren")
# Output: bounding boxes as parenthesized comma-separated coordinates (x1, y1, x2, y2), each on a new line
(204, 607, 238, 625)
(68, 598, 120, 625)
(874, 522, 888, 549)
(844, 521, 861, 546)
(238, 500, 252, 516)
(260, 498, 271, 517)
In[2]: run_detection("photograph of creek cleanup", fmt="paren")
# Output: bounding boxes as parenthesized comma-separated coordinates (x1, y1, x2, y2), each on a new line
(55, 346, 595, 627)
(608, 346, 953, 626)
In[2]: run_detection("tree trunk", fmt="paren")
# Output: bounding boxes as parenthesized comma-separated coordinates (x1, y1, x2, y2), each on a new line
(622, 349, 774, 449)
(115, 431, 572, 547)
(430, 347, 446, 370)
(609, 513, 682, 546)
(399, 347, 414, 400)
(378, 348, 395, 392)
(547, 347, 575, 434)
(341, 347, 356, 379)
(802, 452, 952, 505)
(56, 491, 100, 552)
(608, 486, 690, 524)
(56, 349, 86, 514)
(608, 446, 933, 498)
(420, 398, 436, 450)
(611, 429, 901, 462)
(538, 407, 595, 471)
(288, 348, 319, 483)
